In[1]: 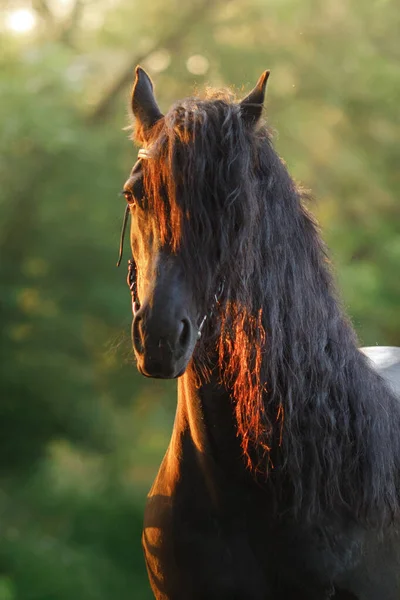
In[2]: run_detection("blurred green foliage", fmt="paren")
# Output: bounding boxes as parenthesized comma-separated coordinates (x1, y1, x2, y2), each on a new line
(0, 0, 398, 597)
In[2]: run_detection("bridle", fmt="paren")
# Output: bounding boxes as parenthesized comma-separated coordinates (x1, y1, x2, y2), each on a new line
(116, 150, 224, 339)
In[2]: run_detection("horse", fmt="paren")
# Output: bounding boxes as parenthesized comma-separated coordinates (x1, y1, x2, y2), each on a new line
(117, 66, 400, 599)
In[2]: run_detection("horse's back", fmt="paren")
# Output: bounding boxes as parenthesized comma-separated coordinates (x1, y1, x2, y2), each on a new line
(361, 346, 400, 396)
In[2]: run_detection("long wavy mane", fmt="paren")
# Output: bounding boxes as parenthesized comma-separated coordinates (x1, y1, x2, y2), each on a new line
(134, 90, 400, 526)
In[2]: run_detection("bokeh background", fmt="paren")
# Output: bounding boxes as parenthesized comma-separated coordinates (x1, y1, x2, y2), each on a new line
(0, 0, 399, 597)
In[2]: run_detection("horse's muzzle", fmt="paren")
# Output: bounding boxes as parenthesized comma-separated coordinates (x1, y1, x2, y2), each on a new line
(132, 309, 195, 378)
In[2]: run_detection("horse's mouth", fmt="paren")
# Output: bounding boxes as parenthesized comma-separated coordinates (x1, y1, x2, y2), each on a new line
(136, 358, 188, 379)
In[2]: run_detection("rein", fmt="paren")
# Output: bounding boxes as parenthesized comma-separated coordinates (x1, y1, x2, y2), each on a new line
(116, 150, 223, 338)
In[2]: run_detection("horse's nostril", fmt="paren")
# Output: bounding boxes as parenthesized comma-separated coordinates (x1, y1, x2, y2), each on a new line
(179, 319, 190, 349)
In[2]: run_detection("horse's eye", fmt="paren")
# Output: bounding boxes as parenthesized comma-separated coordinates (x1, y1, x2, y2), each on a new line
(122, 190, 135, 205)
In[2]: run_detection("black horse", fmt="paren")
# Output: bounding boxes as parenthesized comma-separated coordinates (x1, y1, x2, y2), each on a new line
(119, 66, 400, 599)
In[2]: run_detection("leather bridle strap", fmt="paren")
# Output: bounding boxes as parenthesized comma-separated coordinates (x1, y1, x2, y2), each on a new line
(116, 205, 130, 268)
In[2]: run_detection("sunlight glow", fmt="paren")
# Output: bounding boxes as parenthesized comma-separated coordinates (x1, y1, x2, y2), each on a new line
(48, 0, 75, 19)
(144, 49, 171, 74)
(186, 54, 209, 76)
(6, 9, 37, 33)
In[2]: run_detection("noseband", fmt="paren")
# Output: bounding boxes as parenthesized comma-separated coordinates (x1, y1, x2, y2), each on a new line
(116, 150, 223, 339)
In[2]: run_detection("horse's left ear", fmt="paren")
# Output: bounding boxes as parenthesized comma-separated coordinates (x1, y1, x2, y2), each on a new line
(131, 66, 163, 136)
(239, 70, 270, 125)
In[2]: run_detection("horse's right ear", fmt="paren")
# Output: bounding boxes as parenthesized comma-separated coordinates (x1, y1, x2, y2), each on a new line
(131, 66, 163, 137)
(239, 70, 270, 126)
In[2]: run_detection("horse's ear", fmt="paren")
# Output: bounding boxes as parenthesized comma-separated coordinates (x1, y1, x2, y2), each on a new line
(131, 66, 163, 135)
(239, 70, 270, 125)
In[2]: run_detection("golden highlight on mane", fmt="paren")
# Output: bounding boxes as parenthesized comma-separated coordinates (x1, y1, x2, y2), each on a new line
(140, 123, 182, 254)
(218, 306, 278, 471)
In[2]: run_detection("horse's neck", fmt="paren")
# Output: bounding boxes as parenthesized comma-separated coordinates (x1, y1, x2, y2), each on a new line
(173, 366, 243, 474)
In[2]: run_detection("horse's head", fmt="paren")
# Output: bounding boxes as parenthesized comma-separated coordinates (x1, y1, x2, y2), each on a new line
(120, 67, 269, 379)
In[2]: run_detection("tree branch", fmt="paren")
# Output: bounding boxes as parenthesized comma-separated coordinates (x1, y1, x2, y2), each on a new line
(59, 0, 85, 47)
(32, 0, 55, 24)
